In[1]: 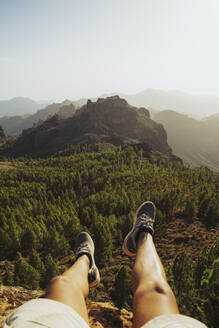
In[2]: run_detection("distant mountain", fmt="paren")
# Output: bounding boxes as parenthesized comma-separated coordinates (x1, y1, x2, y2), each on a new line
(3, 96, 172, 157)
(0, 97, 45, 117)
(98, 89, 219, 119)
(202, 112, 219, 121)
(153, 110, 219, 171)
(0, 101, 77, 136)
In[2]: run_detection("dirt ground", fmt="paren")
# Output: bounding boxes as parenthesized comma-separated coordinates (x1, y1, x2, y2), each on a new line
(0, 162, 18, 170)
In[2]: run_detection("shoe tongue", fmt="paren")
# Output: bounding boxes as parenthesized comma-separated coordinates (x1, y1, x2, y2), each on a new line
(139, 213, 150, 219)
(138, 214, 151, 222)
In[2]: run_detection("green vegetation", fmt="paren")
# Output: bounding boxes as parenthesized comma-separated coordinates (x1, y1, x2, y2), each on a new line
(111, 265, 132, 310)
(171, 239, 219, 327)
(0, 144, 218, 327)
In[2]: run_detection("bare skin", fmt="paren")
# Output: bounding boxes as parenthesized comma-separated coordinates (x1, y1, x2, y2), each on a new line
(45, 232, 179, 328)
(45, 255, 90, 325)
(132, 232, 179, 328)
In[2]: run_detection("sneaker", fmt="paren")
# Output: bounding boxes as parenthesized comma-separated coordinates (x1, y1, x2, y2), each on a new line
(74, 232, 100, 287)
(123, 201, 156, 256)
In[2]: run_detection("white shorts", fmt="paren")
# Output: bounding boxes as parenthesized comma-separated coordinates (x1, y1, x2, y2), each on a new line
(142, 314, 207, 328)
(4, 299, 89, 328)
(4, 298, 207, 328)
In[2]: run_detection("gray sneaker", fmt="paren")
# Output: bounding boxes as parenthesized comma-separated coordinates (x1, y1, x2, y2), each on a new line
(74, 232, 100, 287)
(123, 201, 156, 256)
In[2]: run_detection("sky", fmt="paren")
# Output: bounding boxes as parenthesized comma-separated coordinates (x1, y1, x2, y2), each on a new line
(1, 0, 219, 102)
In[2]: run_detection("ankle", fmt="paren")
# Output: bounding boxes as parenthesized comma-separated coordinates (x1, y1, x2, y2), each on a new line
(77, 254, 90, 269)
(137, 231, 151, 247)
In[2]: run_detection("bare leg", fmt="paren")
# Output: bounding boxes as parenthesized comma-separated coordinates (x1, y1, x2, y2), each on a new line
(45, 255, 90, 325)
(132, 232, 179, 328)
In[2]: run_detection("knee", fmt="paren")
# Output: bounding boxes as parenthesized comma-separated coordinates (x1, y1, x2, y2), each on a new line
(135, 278, 174, 299)
(47, 275, 72, 290)
(153, 280, 173, 296)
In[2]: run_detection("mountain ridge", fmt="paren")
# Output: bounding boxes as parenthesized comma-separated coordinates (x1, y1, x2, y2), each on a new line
(2, 96, 172, 157)
(0, 97, 46, 117)
(0, 101, 77, 136)
(98, 89, 219, 119)
(153, 110, 219, 171)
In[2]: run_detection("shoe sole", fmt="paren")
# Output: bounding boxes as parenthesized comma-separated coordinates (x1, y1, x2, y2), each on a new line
(85, 233, 101, 287)
(122, 201, 156, 256)
(89, 268, 100, 287)
(75, 232, 100, 287)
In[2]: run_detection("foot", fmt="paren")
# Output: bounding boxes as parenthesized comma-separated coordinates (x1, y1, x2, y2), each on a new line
(74, 232, 100, 287)
(123, 201, 156, 256)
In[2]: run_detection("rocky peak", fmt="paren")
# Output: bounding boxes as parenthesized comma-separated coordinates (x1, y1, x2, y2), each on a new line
(57, 103, 76, 119)
(74, 96, 169, 153)
(82, 96, 150, 118)
(2, 96, 172, 157)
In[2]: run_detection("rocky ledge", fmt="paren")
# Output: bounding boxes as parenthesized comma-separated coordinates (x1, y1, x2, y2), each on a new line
(0, 286, 132, 328)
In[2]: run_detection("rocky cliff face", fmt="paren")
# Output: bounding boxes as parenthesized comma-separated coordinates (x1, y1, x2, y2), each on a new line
(3, 96, 172, 157)
(0, 286, 132, 328)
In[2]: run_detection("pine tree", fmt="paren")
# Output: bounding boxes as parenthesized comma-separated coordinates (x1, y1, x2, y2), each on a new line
(8, 223, 21, 256)
(3, 271, 14, 286)
(64, 215, 81, 248)
(184, 197, 198, 221)
(172, 250, 195, 314)
(92, 214, 113, 267)
(29, 248, 45, 274)
(42, 254, 60, 288)
(43, 227, 70, 257)
(0, 228, 12, 260)
(202, 258, 219, 328)
(20, 226, 37, 256)
(14, 252, 40, 289)
(111, 265, 132, 310)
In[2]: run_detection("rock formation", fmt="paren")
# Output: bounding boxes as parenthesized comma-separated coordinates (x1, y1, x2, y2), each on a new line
(3, 96, 172, 157)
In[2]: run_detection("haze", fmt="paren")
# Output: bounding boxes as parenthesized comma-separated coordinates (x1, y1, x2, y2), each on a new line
(1, 0, 219, 104)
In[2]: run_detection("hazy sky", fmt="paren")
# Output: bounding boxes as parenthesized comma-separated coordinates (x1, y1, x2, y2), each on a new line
(1, 0, 219, 101)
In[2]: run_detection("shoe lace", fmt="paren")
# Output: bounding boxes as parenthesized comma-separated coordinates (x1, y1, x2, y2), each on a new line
(136, 214, 153, 229)
(75, 243, 89, 253)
